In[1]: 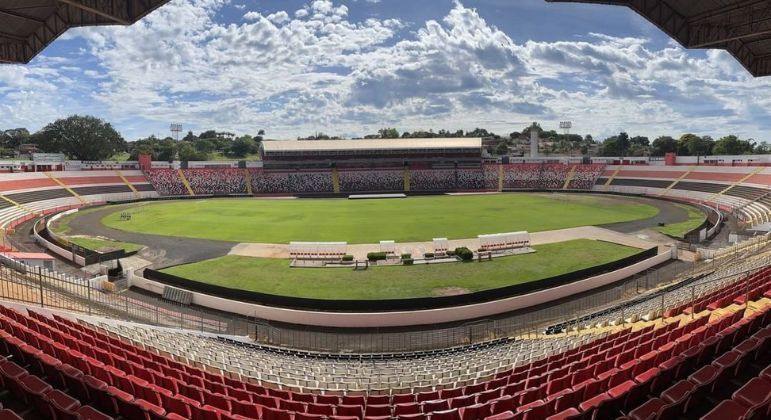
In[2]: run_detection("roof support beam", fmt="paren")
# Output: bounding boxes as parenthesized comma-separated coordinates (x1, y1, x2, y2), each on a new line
(0, 8, 46, 24)
(0, 31, 28, 42)
(56, 0, 130, 25)
(687, 3, 771, 48)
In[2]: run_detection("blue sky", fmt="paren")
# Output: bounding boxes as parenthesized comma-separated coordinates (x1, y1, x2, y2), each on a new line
(2, 0, 770, 142)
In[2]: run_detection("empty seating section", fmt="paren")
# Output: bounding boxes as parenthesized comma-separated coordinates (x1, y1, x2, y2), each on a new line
(0, 170, 158, 228)
(608, 178, 672, 189)
(596, 166, 771, 227)
(339, 170, 403, 192)
(543, 254, 771, 335)
(2, 287, 768, 420)
(184, 168, 248, 195)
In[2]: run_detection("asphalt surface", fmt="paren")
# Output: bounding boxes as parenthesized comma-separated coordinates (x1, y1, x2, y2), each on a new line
(64, 204, 237, 268)
(597, 195, 691, 233)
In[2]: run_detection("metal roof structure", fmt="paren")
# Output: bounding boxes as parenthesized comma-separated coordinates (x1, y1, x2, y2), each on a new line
(0, 0, 170, 64)
(546, 0, 771, 77)
(261, 138, 482, 154)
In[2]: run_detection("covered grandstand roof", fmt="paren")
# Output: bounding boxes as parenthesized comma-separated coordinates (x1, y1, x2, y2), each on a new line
(261, 138, 482, 153)
(547, 0, 771, 77)
(0, 0, 170, 64)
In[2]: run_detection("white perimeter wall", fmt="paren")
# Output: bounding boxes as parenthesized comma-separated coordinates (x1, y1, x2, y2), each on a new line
(128, 249, 674, 328)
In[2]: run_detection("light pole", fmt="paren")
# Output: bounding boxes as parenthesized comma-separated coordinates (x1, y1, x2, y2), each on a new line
(559, 121, 572, 158)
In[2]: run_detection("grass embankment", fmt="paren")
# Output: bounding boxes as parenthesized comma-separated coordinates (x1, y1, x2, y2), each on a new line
(162, 239, 641, 299)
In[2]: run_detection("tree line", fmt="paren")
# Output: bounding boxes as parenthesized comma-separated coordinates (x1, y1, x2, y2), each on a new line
(1, 115, 265, 161)
(597, 132, 768, 158)
(3, 115, 769, 161)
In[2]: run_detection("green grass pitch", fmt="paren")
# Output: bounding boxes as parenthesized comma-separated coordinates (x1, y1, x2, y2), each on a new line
(161, 239, 641, 299)
(100, 194, 659, 244)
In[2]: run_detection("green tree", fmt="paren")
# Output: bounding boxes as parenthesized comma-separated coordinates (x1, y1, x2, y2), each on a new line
(230, 136, 258, 157)
(194, 139, 216, 154)
(32, 115, 125, 160)
(617, 132, 630, 158)
(0, 128, 30, 150)
(182, 131, 198, 142)
(378, 128, 400, 139)
(199, 130, 217, 139)
(494, 141, 509, 155)
(630, 136, 649, 147)
(753, 141, 771, 154)
(178, 142, 208, 161)
(712, 135, 754, 155)
(678, 134, 712, 162)
(599, 136, 619, 157)
(651, 136, 677, 156)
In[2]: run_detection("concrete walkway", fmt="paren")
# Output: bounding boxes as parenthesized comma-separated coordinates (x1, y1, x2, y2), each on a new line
(228, 226, 672, 260)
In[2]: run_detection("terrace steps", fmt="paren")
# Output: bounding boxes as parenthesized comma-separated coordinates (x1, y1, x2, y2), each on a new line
(244, 169, 253, 195)
(658, 166, 694, 197)
(0, 193, 35, 216)
(176, 169, 195, 196)
(403, 167, 410, 192)
(497, 164, 503, 192)
(708, 167, 765, 202)
(332, 168, 340, 193)
(115, 170, 139, 198)
(44, 172, 86, 204)
(562, 165, 577, 190)
(603, 168, 621, 189)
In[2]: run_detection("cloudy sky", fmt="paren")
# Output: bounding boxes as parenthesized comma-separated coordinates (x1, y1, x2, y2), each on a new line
(2, 0, 771, 142)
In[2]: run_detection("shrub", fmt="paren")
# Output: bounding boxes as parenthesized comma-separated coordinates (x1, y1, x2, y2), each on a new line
(446, 249, 456, 256)
(424, 252, 434, 258)
(367, 252, 387, 261)
(401, 253, 411, 260)
(403, 258, 414, 266)
(454, 247, 474, 262)
(342, 255, 354, 262)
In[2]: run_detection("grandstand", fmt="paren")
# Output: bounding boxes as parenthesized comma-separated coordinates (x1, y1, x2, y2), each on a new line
(259, 139, 483, 170)
(2, 0, 771, 417)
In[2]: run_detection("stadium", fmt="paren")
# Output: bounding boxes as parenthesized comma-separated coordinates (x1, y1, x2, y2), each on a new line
(0, 1, 770, 420)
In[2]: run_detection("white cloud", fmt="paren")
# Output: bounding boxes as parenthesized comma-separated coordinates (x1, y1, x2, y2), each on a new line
(243, 11, 260, 21)
(3, 0, 771, 142)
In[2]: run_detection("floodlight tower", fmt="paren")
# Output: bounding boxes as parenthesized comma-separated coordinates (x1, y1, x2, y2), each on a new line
(170, 123, 183, 141)
(559, 121, 572, 157)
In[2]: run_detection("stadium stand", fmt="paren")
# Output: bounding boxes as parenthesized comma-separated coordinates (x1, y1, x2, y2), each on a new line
(339, 170, 404, 193)
(0, 165, 770, 419)
(0, 171, 158, 230)
(1, 275, 768, 419)
(145, 169, 189, 196)
(597, 166, 771, 228)
(144, 164, 609, 196)
(184, 168, 248, 195)
(249, 170, 334, 194)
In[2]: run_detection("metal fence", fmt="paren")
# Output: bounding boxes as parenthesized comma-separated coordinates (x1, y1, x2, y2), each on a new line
(0, 236, 769, 354)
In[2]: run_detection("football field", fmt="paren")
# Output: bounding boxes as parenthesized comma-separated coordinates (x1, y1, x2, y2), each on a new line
(98, 193, 659, 244)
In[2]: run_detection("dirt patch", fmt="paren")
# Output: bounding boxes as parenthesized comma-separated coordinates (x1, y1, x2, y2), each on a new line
(433, 287, 471, 297)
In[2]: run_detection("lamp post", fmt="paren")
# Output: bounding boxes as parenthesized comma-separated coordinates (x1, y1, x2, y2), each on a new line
(559, 121, 572, 158)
